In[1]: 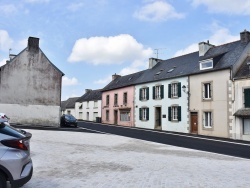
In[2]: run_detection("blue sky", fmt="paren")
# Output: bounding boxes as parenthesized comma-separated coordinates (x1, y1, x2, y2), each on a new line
(0, 0, 250, 100)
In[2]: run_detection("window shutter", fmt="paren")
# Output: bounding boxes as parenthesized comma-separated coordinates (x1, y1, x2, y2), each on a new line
(245, 89, 250, 107)
(168, 84, 171, 98)
(146, 87, 149, 100)
(168, 107, 172, 121)
(139, 108, 142, 120)
(177, 106, 181, 121)
(139, 89, 142, 101)
(153, 86, 155, 99)
(178, 82, 181, 97)
(146, 108, 149, 120)
(161, 85, 164, 99)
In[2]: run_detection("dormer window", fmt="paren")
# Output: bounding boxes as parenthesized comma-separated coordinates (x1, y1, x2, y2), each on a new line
(200, 59, 213, 70)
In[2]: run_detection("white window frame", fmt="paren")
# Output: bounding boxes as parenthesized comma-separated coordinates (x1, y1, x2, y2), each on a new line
(172, 83, 178, 97)
(94, 101, 98, 108)
(203, 83, 212, 99)
(172, 106, 178, 121)
(155, 86, 161, 99)
(142, 88, 147, 100)
(120, 111, 130, 121)
(200, 59, 213, 70)
(87, 101, 89, 108)
(203, 112, 212, 128)
(142, 108, 147, 121)
(243, 119, 250, 135)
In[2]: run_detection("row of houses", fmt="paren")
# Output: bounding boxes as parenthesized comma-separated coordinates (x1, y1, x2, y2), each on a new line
(63, 30, 250, 141)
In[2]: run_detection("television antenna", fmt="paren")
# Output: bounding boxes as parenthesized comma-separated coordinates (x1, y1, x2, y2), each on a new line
(154, 48, 167, 59)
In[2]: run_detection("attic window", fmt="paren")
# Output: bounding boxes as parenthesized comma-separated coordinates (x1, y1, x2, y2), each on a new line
(167, 68, 174, 73)
(155, 71, 161, 75)
(200, 59, 213, 70)
(128, 77, 132, 80)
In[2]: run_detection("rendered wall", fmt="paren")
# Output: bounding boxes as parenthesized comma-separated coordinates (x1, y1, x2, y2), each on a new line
(0, 104, 60, 126)
(134, 77, 189, 133)
(75, 100, 101, 121)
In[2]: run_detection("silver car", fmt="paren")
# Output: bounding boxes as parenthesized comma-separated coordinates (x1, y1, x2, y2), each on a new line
(0, 119, 33, 188)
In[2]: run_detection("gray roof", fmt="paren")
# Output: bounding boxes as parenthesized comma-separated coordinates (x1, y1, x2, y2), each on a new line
(234, 108, 250, 117)
(234, 60, 250, 79)
(77, 89, 102, 102)
(61, 97, 79, 110)
(102, 39, 249, 91)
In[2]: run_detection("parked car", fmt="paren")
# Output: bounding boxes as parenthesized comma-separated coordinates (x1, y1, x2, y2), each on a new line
(0, 119, 33, 188)
(0, 113, 10, 123)
(60, 114, 78, 128)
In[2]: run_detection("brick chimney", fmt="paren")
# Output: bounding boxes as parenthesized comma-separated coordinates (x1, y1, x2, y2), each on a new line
(240, 30, 250, 44)
(112, 73, 121, 80)
(28, 37, 39, 52)
(198, 40, 214, 57)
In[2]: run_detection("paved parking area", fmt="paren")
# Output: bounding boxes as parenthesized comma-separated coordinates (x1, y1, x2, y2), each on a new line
(18, 129, 250, 188)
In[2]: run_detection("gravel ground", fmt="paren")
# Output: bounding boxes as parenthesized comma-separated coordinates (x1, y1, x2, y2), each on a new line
(16, 129, 250, 188)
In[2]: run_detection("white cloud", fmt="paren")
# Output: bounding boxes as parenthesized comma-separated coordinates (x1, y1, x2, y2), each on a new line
(0, 30, 13, 52)
(0, 4, 17, 15)
(94, 76, 112, 85)
(191, 0, 250, 15)
(134, 1, 184, 22)
(62, 76, 79, 86)
(174, 25, 239, 57)
(68, 34, 153, 65)
(67, 2, 84, 12)
(0, 59, 7, 66)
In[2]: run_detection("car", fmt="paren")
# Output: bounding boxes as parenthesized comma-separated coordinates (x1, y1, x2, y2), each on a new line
(0, 119, 33, 188)
(60, 114, 78, 128)
(0, 113, 10, 123)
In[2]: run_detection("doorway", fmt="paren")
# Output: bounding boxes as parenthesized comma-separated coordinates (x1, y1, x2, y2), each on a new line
(155, 107, 162, 130)
(114, 110, 118, 125)
(191, 112, 198, 134)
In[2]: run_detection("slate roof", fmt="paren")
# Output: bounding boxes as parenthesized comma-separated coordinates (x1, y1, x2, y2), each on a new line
(77, 89, 102, 102)
(234, 108, 250, 117)
(61, 97, 79, 109)
(234, 60, 250, 79)
(101, 39, 250, 91)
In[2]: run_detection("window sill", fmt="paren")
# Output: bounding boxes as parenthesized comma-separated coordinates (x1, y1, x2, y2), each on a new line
(202, 98, 212, 101)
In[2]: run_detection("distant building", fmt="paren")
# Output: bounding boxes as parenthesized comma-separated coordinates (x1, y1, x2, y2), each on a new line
(61, 97, 80, 117)
(0, 37, 64, 126)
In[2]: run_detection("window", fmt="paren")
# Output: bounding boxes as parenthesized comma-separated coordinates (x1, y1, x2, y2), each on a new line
(106, 95, 109, 106)
(203, 112, 212, 128)
(203, 83, 212, 99)
(114, 94, 118, 106)
(168, 82, 181, 98)
(168, 106, 181, 121)
(244, 88, 250, 108)
(120, 111, 130, 121)
(86, 112, 89, 120)
(139, 87, 149, 101)
(243, 119, 250, 134)
(67, 110, 71, 115)
(139, 108, 149, 121)
(106, 110, 109, 121)
(200, 59, 213, 70)
(93, 112, 98, 121)
(79, 112, 83, 119)
(153, 85, 164, 99)
(123, 92, 127, 105)
(87, 101, 89, 108)
(94, 101, 98, 108)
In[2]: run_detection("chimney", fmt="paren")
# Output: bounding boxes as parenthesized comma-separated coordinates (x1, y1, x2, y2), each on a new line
(28, 37, 39, 52)
(149, 58, 161, 69)
(240, 30, 250, 44)
(85, 89, 92, 93)
(112, 73, 121, 80)
(198, 41, 214, 57)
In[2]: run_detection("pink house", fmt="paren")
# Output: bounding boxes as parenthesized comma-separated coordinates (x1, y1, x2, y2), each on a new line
(101, 72, 144, 127)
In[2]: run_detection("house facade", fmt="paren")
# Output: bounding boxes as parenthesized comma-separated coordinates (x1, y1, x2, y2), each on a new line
(75, 89, 102, 121)
(0, 37, 64, 126)
(61, 97, 79, 117)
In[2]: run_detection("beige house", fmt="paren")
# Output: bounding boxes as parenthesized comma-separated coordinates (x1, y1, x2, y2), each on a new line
(189, 30, 250, 138)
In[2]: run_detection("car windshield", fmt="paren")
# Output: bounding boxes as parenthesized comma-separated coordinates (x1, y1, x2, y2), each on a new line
(0, 122, 25, 138)
(65, 115, 76, 121)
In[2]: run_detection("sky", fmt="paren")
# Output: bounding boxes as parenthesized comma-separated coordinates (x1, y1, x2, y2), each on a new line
(0, 0, 250, 100)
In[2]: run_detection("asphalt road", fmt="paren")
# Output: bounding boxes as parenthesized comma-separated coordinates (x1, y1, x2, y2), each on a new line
(77, 121, 250, 159)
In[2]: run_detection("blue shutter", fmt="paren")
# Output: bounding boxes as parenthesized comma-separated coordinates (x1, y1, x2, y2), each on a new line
(146, 108, 149, 120)
(139, 89, 142, 101)
(153, 86, 155, 99)
(146, 87, 149, 100)
(177, 106, 181, 121)
(168, 84, 171, 98)
(178, 82, 181, 97)
(161, 85, 164, 99)
(168, 107, 171, 121)
(245, 89, 250, 108)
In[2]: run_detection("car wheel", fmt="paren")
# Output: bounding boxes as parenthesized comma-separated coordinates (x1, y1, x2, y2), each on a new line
(0, 172, 7, 188)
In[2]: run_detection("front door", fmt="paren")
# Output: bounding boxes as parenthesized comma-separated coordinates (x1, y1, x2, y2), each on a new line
(191, 112, 198, 134)
(114, 110, 118, 125)
(155, 107, 162, 130)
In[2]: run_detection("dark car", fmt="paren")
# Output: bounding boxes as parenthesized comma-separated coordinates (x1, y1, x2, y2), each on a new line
(60, 114, 77, 128)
